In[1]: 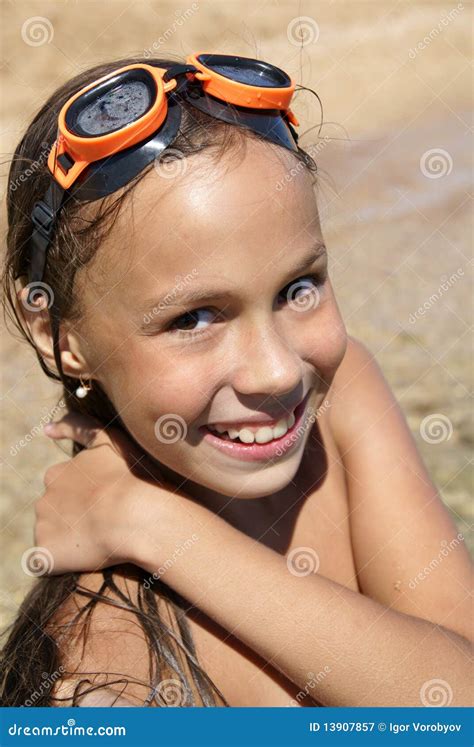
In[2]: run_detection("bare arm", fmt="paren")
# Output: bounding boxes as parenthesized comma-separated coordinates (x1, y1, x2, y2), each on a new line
(135, 486, 472, 707)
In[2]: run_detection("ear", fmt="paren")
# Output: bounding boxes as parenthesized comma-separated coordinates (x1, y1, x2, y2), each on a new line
(16, 285, 95, 382)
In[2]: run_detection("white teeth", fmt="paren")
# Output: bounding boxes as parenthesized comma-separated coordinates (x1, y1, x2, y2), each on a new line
(238, 428, 255, 444)
(254, 426, 274, 444)
(272, 418, 289, 439)
(209, 410, 297, 443)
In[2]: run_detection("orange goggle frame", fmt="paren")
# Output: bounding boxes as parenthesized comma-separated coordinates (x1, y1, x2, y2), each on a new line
(49, 52, 299, 190)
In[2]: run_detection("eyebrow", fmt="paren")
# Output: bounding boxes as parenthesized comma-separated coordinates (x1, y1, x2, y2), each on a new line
(137, 242, 327, 317)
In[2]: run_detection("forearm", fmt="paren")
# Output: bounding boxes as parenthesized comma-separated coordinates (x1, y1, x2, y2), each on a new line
(137, 492, 472, 707)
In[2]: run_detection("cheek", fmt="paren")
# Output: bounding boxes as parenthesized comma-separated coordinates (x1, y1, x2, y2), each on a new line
(101, 342, 220, 445)
(301, 298, 348, 380)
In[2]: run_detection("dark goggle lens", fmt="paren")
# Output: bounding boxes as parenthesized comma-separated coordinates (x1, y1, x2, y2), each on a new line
(66, 70, 156, 137)
(197, 54, 291, 89)
(76, 81, 151, 135)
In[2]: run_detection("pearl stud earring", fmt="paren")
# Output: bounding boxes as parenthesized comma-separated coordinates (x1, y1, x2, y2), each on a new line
(75, 375, 92, 399)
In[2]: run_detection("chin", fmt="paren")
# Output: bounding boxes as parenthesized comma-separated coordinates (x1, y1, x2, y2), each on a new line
(199, 451, 305, 500)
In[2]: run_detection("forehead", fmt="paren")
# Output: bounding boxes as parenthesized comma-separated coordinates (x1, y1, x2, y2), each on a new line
(80, 139, 321, 309)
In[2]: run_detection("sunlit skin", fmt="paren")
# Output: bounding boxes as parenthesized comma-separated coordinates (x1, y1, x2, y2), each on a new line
(61, 138, 347, 515)
(21, 136, 472, 708)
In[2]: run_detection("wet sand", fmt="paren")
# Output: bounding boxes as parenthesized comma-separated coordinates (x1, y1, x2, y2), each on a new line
(1, 1, 472, 627)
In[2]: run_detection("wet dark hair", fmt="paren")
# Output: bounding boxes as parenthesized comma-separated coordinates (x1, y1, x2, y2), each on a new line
(0, 55, 318, 706)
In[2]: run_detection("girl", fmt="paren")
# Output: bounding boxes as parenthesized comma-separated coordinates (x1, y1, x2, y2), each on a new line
(1, 54, 471, 708)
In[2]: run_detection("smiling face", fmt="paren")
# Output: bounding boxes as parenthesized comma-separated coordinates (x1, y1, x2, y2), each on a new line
(71, 137, 348, 500)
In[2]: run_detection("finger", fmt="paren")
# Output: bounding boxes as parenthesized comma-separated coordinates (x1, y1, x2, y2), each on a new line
(43, 412, 145, 465)
(43, 412, 105, 448)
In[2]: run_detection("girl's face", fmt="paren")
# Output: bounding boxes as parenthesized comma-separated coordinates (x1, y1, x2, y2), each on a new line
(73, 139, 347, 500)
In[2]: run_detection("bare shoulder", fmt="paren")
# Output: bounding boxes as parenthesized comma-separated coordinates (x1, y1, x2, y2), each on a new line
(48, 568, 171, 706)
(326, 335, 393, 448)
(324, 336, 472, 641)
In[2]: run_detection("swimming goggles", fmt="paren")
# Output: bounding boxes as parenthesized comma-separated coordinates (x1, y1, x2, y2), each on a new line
(25, 53, 300, 288)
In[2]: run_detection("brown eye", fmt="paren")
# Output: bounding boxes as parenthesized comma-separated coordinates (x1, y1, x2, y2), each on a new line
(168, 308, 217, 333)
(277, 273, 325, 306)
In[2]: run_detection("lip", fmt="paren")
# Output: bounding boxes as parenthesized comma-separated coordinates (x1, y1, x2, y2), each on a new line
(199, 391, 312, 462)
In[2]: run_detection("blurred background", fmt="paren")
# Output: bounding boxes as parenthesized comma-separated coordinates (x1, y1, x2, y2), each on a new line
(1, 0, 472, 629)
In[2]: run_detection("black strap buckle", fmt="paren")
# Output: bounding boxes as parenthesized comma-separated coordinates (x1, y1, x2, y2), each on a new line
(31, 200, 55, 239)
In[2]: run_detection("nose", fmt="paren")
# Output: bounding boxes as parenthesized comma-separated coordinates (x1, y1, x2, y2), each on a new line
(231, 320, 303, 398)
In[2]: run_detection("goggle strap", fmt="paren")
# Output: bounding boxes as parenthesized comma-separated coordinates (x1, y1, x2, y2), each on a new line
(285, 118, 299, 145)
(28, 180, 65, 287)
(162, 63, 197, 84)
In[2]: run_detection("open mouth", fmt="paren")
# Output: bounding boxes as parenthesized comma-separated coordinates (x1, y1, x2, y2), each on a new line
(199, 391, 311, 461)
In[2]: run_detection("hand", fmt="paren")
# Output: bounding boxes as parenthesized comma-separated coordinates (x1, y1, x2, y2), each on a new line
(34, 413, 177, 574)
